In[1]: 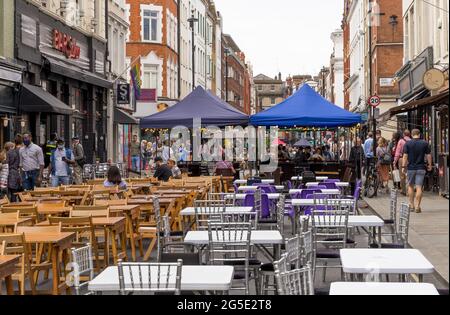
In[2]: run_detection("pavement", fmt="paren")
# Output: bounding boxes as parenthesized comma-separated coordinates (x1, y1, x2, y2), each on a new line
(363, 191, 449, 284)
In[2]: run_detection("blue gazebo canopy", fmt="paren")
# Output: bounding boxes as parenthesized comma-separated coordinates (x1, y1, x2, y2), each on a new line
(140, 86, 249, 128)
(250, 84, 362, 127)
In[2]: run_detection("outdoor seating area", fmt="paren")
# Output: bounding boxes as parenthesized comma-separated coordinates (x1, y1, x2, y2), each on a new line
(0, 172, 441, 296)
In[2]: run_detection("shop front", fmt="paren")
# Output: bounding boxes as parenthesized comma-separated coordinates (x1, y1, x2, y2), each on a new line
(14, 0, 112, 163)
(0, 59, 23, 145)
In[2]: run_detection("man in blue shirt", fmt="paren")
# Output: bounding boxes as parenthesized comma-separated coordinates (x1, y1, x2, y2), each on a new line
(363, 132, 375, 184)
(48, 139, 75, 187)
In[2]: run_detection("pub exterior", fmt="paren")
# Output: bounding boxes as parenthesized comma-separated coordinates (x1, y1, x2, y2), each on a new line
(14, 0, 112, 163)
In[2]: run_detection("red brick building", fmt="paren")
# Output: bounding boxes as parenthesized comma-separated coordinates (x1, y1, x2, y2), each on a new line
(342, 1, 351, 110)
(369, 0, 403, 108)
(126, 0, 179, 118)
(222, 34, 251, 114)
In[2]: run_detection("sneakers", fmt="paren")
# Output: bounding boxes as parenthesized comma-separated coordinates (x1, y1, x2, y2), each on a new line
(415, 207, 422, 214)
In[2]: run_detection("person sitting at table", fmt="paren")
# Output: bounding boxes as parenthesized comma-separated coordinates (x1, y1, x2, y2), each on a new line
(294, 146, 311, 165)
(310, 147, 325, 162)
(168, 159, 182, 179)
(214, 159, 236, 175)
(104, 166, 127, 190)
(153, 157, 172, 182)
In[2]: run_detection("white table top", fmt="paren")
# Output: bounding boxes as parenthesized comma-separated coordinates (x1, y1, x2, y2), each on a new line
(226, 193, 281, 200)
(330, 282, 439, 295)
(289, 189, 340, 195)
(291, 176, 328, 181)
(340, 249, 435, 274)
(180, 206, 253, 216)
(291, 199, 355, 206)
(300, 215, 384, 227)
(184, 230, 284, 245)
(238, 185, 284, 191)
(88, 265, 234, 292)
(305, 182, 349, 187)
(234, 179, 275, 185)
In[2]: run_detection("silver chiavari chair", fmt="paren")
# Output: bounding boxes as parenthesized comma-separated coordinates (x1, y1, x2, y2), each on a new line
(275, 264, 314, 295)
(194, 200, 226, 230)
(276, 194, 286, 235)
(311, 206, 349, 282)
(71, 244, 95, 295)
(117, 259, 183, 295)
(207, 222, 253, 295)
(209, 192, 236, 206)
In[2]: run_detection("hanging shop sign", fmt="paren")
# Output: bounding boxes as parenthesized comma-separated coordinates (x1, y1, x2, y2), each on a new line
(117, 83, 130, 105)
(52, 29, 81, 59)
(423, 68, 446, 91)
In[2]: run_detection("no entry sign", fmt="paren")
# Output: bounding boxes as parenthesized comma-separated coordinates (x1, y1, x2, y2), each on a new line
(368, 95, 381, 107)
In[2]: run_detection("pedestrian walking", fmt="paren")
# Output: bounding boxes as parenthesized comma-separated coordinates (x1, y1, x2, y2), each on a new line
(72, 136, 85, 185)
(6, 136, 23, 202)
(393, 130, 411, 191)
(376, 137, 391, 193)
(402, 129, 432, 213)
(363, 132, 375, 178)
(129, 135, 141, 173)
(48, 138, 75, 187)
(19, 133, 45, 191)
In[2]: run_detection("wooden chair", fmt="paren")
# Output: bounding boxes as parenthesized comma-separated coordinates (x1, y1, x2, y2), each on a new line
(1, 205, 40, 224)
(14, 225, 62, 285)
(87, 179, 106, 185)
(0, 195, 10, 206)
(70, 205, 110, 218)
(0, 234, 36, 295)
(47, 216, 102, 271)
(126, 207, 144, 261)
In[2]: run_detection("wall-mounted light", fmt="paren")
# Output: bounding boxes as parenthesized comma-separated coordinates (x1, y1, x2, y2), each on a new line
(1, 117, 10, 128)
(389, 15, 398, 27)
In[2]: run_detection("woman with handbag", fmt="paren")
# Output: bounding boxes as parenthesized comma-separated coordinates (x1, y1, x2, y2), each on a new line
(376, 137, 391, 193)
(6, 137, 22, 202)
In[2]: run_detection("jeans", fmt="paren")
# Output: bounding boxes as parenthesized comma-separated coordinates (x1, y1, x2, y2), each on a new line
(407, 169, 426, 187)
(51, 175, 71, 187)
(131, 155, 140, 172)
(22, 170, 40, 191)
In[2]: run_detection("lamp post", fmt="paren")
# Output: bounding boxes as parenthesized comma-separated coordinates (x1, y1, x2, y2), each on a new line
(224, 48, 230, 102)
(188, 10, 198, 91)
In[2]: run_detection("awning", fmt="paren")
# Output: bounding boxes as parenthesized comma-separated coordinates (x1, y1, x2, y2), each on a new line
(43, 55, 113, 89)
(390, 89, 449, 116)
(114, 108, 138, 125)
(20, 83, 74, 115)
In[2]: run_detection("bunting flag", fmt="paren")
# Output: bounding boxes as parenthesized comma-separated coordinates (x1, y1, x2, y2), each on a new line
(130, 62, 142, 100)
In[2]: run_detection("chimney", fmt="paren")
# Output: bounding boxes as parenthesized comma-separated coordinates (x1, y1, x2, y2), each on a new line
(278, 72, 282, 81)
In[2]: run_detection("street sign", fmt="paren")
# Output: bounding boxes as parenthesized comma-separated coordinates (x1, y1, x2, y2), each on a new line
(117, 83, 130, 104)
(368, 95, 381, 107)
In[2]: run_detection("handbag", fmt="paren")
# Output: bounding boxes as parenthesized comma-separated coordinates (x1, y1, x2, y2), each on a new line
(380, 148, 392, 165)
(392, 169, 401, 183)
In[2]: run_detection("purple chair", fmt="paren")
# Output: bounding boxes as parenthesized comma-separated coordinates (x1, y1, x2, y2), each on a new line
(286, 180, 293, 190)
(324, 179, 341, 183)
(244, 193, 271, 219)
(321, 182, 338, 190)
(298, 189, 322, 199)
(234, 183, 239, 193)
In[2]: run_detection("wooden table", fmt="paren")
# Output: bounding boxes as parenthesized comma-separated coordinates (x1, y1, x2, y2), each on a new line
(0, 255, 20, 295)
(36, 206, 73, 216)
(0, 214, 32, 231)
(22, 230, 75, 295)
(38, 217, 127, 267)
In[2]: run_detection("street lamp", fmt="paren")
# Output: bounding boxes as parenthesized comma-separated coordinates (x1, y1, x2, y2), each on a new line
(224, 48, 230, 102)
(188, 10, 198, 91)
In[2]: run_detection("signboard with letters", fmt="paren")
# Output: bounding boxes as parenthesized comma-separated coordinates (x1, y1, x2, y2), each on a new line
(117, 83, 131, 105)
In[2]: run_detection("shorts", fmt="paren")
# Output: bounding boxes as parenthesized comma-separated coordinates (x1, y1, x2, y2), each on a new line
(407, 169, 426, 187)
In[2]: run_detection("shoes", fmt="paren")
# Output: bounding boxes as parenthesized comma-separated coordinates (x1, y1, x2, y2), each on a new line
(415, 207, 422, 214)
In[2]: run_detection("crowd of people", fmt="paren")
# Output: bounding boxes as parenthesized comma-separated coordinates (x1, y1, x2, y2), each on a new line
(348, 128, 432, 213)
(0, 133, 86, 201)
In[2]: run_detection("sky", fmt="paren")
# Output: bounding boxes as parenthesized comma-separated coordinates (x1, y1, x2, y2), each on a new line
(214, 0, 344, 79)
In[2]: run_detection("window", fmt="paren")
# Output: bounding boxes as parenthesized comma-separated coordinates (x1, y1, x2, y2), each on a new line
(21, 15, 37, 48)
(142, 65, 158, 90)
(143, 10, 159, 42)
(270, 85, 275, 91)
(271, 97, 276, 105)
(257, 85, 262, 91)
